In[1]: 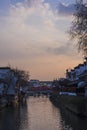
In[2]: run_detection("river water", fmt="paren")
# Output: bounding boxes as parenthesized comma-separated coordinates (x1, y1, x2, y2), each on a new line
(0, 96, 87, 130)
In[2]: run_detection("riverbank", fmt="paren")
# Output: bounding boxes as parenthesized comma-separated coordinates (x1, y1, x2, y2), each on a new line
(50, 92, 87, 117)
(0, 93, 27, 110)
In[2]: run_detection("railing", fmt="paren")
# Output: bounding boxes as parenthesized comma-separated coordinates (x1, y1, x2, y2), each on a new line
(27, 90, 52, 96)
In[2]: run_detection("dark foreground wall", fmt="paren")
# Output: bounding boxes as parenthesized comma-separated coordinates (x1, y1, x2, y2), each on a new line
(50, 93, 87, 117)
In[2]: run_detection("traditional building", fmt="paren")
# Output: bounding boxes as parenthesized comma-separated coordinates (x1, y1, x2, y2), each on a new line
(66, 57, 87, 96)
(66, 58, 87, 82)
(0, 67, 19, 105)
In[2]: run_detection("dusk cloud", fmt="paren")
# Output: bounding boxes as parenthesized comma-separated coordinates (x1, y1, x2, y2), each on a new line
(57, 2, 76, 16)
(0, 0, 59, 59)
(0, 0, 82, 80)
(0, 0, 78, 61)
(46, 43, 78, 57)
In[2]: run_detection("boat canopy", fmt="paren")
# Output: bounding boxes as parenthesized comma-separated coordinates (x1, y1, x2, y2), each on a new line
(78, 81, 87, 88)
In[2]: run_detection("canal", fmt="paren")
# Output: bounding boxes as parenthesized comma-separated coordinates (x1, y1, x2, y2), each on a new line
(0, 96, 87, 130)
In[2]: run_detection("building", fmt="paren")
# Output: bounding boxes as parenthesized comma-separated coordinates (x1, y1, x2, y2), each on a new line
(0, 67, 19, 105)
(29, 79, 40, 87)
(66, 57, 87, 96)
(66, 58, 87, 81)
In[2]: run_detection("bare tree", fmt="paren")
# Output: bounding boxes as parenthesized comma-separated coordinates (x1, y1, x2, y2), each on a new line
(12, 68, 30, 87)
(70, 0, 87, 56)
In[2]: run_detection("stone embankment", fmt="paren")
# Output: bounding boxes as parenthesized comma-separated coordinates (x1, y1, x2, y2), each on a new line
(50, 93, 87, 117)
(0, 93, 26, 110)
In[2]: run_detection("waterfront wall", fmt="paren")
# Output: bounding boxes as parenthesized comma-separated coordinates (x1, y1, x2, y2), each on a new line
(0, 92, 26, 110)
(50, 93, 87, 117)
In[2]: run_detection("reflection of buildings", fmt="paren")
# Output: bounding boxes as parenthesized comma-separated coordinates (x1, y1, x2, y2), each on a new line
(60, 106, 87, 130)
(0, 102, 29, 130)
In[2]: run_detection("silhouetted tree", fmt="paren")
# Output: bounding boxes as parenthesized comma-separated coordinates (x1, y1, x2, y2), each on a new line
(12, 68, 30, 87)
(70, 0, 87, 56)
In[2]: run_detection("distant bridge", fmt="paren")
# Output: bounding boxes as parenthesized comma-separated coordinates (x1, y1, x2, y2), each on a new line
(27, 90, 52, 96)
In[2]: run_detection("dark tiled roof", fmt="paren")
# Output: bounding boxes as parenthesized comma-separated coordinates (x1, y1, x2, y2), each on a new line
(0, 67, 10, 70)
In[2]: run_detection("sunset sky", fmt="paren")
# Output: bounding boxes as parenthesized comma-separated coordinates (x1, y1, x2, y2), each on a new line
(0, 0, 83, 80)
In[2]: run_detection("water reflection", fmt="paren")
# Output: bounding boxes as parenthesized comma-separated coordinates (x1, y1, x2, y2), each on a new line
(60, 107, 87, 130)
(0, 101, 29, 130)
(0, 96, 87, 130)
(27, 96, 62, 130)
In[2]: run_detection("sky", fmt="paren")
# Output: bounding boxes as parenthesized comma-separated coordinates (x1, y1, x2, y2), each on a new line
(0, 0, 83, 81)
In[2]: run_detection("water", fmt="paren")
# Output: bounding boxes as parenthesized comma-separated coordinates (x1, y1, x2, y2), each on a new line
(0, 96, 87, 130)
